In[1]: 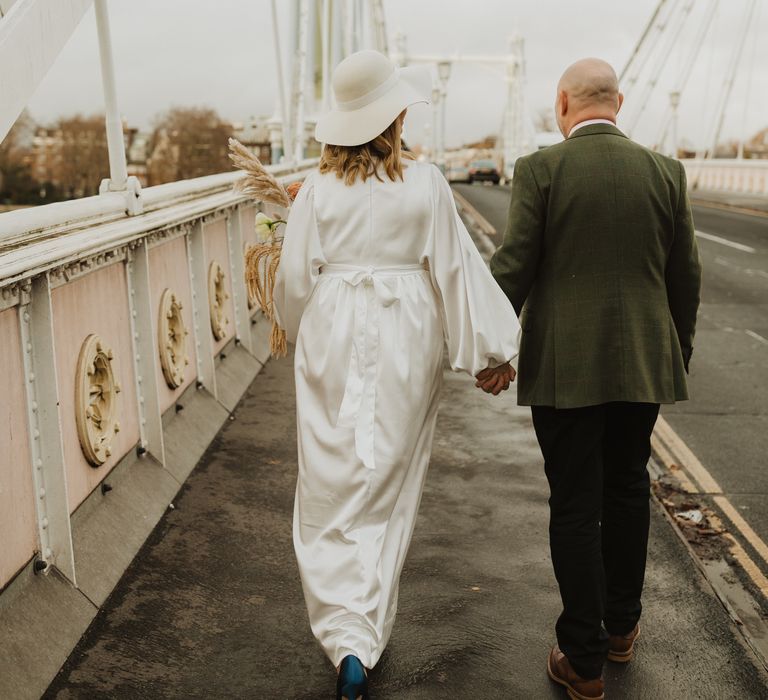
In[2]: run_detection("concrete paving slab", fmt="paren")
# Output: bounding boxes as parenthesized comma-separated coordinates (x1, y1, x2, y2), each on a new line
(71, 453, 181, 607)
(43, 354, 768, 699)
(1, 567, 95, 700)
(162, 386, 230, 485)
(213, 342, 263, 413)
(691, 190, 768, 214)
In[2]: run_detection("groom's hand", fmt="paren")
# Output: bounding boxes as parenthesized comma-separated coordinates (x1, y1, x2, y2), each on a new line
(475, 363, 516, 395)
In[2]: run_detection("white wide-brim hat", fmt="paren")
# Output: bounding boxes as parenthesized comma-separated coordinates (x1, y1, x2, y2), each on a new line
(315, 50, 432, 147)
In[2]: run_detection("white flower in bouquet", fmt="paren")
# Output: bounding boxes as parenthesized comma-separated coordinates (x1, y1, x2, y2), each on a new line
(255, 212, 276, 241)
(254, 211, 287, 242)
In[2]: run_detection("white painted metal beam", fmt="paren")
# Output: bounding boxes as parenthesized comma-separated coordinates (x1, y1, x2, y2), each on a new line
(186, 222, 218, 399)
(18, 274, 76, 583)
(0, 0, 93, 143)
(0, 159, 317, 244)
(226, 208, 253, 354)
(126, 240, 165, 465)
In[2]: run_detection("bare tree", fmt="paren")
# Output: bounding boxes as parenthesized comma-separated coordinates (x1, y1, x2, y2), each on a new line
(54, 114, 110, 198)
(0, 111, 38, 204)
(147, 107, 232, 185)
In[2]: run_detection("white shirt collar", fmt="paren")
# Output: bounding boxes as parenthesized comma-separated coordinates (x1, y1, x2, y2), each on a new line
(568, 118, 616, 138)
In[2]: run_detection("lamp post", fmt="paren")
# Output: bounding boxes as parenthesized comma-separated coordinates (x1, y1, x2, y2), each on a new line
(669, 90, 680, 158)
(437, 61, 452, 172)
(431, 86, 441, 164)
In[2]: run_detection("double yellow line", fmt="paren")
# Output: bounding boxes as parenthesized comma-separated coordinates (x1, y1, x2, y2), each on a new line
(652, 416, 768, 598)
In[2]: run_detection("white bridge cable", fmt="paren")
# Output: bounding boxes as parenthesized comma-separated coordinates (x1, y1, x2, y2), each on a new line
(370, 0, 388, 54)
(706, 0, 759, 158)
(291, 0, 311, 162)
(270, 0, 292, 162)
(737, 0, 762, 159)
(620, 0, 672, 85)
(621, 0, 680, 100)
(625, 0, 695, 137)
(654, 0, 720, 150)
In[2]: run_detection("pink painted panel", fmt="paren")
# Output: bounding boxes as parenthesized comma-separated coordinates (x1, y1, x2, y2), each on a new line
(203, 218, 236, 354)
(148, 236, 198, 414)
(0, 309, 38, 588)
(51, 263, 141, 513)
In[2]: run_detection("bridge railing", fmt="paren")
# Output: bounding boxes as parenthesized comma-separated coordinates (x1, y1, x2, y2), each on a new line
(683, 158, 768, 196)
(0, 160, 316, 607)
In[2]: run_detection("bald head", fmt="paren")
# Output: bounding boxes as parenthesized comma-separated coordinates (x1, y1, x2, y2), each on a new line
(554, 58, 623, 138)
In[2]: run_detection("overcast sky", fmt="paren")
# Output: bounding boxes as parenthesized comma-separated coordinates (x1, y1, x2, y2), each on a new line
(24, 0, 768, 152)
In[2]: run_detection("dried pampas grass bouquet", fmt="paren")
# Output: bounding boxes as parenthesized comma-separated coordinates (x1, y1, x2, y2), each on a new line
(228, 137, 302, 358)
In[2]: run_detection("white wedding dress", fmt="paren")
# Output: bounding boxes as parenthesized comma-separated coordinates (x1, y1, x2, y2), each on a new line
(273, 160, 520, 668)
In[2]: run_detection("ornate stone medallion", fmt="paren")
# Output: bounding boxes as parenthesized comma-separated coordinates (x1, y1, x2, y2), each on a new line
(208, 260, 230, 341)
(157, 288, 190, 388)
(75, 334, 121, 467)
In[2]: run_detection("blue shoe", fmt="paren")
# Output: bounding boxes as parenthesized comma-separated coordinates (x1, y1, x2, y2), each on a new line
(336, 655, 369, 700)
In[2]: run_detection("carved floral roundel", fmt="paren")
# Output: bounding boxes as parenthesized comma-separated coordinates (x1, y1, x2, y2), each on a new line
(208, 260, 230, 341)
(75, 334, 121, 467)
(157, 288, 190, 389)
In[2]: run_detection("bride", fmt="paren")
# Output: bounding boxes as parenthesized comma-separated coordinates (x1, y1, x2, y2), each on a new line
(273, 49, 520, 700)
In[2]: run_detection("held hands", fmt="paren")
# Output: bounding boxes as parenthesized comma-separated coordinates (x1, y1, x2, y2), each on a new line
(475, 362, 516, 395)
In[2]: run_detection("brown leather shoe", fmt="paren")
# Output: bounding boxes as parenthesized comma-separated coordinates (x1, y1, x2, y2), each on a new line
(607, 624, 640, 663)
(547, 645, 604, 700)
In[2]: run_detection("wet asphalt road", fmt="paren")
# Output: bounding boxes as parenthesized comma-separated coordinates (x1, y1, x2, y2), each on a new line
(454, 182, 768, 578)
(44, 202, 768, 697)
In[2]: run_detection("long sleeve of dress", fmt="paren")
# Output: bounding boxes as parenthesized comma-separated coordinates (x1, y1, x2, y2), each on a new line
(424, 165, 521, 376)
(273, 175, 327, 343)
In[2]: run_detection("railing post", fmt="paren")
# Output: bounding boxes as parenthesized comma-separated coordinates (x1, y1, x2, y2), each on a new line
(186, 222, 218, 398)
(18, 274, 76, 583)
(125, 240, 165, 464)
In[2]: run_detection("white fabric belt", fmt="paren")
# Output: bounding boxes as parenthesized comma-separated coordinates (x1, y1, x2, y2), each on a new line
(320, 263, 428, 470)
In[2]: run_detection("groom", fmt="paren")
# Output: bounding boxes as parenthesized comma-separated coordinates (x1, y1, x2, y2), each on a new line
(489, 58, 702, 699)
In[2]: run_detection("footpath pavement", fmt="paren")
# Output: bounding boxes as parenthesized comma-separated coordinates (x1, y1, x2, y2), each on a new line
(690, 188, 768, 214)
(43, 352, 768, 698)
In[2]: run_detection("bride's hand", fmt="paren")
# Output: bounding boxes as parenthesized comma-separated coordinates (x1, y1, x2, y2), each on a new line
(475, 363, 516, 395)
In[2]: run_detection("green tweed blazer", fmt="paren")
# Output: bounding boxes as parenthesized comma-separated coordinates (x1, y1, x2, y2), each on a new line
(490, 123, 702, 408)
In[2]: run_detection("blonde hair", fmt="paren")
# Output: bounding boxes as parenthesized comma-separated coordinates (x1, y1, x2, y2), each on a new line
(319, 111, 414, 185)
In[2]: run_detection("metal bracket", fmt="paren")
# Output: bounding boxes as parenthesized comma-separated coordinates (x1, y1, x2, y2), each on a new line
(99, 175, 143, 216)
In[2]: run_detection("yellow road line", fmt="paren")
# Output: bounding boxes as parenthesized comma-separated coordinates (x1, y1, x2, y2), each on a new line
(654, 416, 722, 494)
(708, 511, 768, 599)
(714, 495, 768, 569)
(650, 433, 698, 494)
(653, 415, 768, 601)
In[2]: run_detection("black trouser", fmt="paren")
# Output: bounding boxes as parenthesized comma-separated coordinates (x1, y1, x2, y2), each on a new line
(531, 401, 660, 680)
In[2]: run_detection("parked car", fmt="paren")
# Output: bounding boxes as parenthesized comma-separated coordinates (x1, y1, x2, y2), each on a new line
(446, 165, 471, 183)
(468, 159, 501, 185)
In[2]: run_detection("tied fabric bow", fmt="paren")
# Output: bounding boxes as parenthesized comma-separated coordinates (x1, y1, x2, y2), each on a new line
(328, 266, 403, 471)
